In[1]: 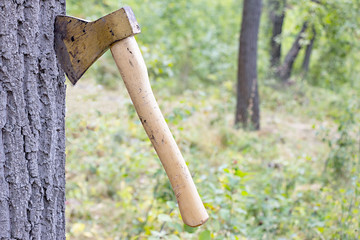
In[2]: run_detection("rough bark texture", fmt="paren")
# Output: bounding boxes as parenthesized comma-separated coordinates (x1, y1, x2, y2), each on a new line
(278, 22, 308, 82)
(0, 0, 66, 239)
(235, 0, 262, 130)
(269, 0, 286, 67)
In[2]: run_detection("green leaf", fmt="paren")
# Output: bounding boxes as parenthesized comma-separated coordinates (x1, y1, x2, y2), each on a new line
(199, 230, 211, 240)
(166, 201, 177, 209)
(241, 190, 249, 196)
(184, 224, 197, 233)
(234, 169, 247, 177)
(168, 222, 183, 232)
(223, 168, 230, 173)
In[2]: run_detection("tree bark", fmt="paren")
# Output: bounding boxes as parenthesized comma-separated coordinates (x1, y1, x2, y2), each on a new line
(278, 21, 308, 82)
(0, 1, 66, 239)
(269, 0, 286, 67)
(235, 0, 262, 130)
(302, 26, 316, 75)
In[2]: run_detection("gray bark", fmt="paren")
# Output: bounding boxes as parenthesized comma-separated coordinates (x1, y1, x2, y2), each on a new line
(302, 26, 316, 75)
(269, 0, 286, 67)
(278, 21, 308, 82)
(235, 0, 262, 130)
(0, 0, 66, 239)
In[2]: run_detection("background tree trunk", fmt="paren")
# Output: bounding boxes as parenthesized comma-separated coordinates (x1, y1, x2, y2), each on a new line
(0, 0, 66, 239)
(302, 26, 316, 75)
(235, 0, 262, 130)
(278, 21, 308, 82)
(269, 0, 286, 67)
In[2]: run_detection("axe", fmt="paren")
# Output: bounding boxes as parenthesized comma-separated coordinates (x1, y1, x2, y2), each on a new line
(54, 7, 209, 227)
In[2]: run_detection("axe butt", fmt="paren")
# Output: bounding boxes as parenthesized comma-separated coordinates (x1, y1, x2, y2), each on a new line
(110, 36, 209, 227)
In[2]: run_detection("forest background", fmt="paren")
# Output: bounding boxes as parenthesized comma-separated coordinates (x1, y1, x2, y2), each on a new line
(64, 0, 360, 239)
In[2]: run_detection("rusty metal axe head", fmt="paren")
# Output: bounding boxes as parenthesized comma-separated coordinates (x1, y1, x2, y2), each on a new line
(54, 6, 141, 85)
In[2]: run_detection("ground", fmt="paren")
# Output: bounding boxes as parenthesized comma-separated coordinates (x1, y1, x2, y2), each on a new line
(65, 77, 359, 239)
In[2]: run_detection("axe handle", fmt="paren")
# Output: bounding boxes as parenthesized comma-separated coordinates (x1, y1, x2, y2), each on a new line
(110, 36, 209, 227)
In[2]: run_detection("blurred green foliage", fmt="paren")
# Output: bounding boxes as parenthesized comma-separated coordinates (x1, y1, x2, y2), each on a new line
(67, 0, 360, 90)
(65, 82, 359, 239)
(65, 0, 360, 239)
(283, 0, 360, 88)
(67, 0, 241, 92)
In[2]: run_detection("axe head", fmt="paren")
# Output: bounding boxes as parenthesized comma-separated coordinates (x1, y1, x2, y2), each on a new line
(54, 7, 141, 85)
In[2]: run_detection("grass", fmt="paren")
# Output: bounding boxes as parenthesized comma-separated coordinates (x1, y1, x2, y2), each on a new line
(65, 76, 359, 239)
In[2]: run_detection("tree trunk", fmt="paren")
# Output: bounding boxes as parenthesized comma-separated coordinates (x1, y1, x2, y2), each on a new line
(235, 0, 262, 130)
(278, 21, 308, 82)
(269, 0, 286, 67)
(302, 26, 316, 75)
(0, 1, 66, 239)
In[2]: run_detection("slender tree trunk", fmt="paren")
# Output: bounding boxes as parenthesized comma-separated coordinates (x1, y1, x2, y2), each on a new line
(0, 1, 66, 239)
(278, 21, 308, 82)
(302, 26, 316, 75)
(235, 0, 262, 130)
(269, 0, 286, 67)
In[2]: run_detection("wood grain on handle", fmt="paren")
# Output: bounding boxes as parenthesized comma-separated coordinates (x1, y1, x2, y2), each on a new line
(110, 36, 209, 227)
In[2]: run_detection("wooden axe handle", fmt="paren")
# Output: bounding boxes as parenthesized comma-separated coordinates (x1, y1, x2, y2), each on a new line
(110, 36, 209, 227)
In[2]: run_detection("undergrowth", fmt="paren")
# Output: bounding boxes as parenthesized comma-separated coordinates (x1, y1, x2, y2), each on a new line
(65, 80, 359, 239)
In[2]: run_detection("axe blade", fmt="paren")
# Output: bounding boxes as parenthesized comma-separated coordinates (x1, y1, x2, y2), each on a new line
(54, 7, 141, 85)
